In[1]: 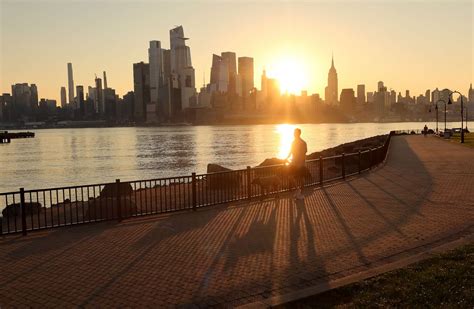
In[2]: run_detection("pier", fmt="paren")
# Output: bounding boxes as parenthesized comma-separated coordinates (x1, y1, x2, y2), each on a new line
(0, 131, 35, 143)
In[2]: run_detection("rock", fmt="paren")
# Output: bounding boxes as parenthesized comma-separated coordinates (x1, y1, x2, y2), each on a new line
(258, 158, 286, 167)
(206, 164, 241, 190)
(2, 202, 42, 217)
(86, 197, 136, 220)
(207, 163, 232, 173)
(100, 182, 134, 198)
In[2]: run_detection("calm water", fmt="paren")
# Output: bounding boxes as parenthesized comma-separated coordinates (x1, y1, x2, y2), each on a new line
(0, 122, 469, 192)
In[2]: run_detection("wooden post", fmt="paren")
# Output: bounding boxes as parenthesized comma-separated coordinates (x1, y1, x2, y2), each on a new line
(20, 188, 27, 236)
(191, 173, 197, 211)
(116, 179, 122, 221)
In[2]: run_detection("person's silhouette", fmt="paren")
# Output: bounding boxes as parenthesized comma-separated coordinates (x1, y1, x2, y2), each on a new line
(285, 128, 308, 200)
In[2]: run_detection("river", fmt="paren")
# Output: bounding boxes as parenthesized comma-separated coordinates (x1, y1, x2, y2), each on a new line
(0, 122, 469, 192)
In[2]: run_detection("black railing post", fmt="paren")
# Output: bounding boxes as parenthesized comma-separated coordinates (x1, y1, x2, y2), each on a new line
(246, 166, 251, 200)
(369, 149, 373, 169)
(20, 188, 27, 236)
(319, 156, 323, 186)
(358, 151, 362, 174)
(341, 153, 346, 179)
(116, 179, 122, 222)
(192, 172, 197, 211)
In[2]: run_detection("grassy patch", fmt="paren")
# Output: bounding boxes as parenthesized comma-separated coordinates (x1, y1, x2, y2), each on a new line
(447, 132, 474, 147)
(282, 243, 474, 308)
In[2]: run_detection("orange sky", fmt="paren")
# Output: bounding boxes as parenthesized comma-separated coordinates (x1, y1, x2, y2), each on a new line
(1, 0, 473, 103)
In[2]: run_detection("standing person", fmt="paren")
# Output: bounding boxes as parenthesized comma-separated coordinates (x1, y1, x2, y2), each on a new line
(423, 124, 428, 137)
(285, 128, 308, 200)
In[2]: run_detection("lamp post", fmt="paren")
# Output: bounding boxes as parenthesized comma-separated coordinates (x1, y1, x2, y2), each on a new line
(446, 90, 465, 143)
(429, 99, 447, 134)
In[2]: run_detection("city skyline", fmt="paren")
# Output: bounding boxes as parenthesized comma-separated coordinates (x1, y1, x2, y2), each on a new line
(1, 0, 472, 104)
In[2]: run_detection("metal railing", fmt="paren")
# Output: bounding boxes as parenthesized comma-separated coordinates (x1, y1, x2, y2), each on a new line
(1, 132, 393, 235)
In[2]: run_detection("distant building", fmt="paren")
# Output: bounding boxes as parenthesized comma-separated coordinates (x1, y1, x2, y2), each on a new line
(169, 26, 196, 112)
(30, 84, 38, 110)
(76, 85, 85, 116)
(367, 92, 374, 103)
(221, 52, 237, 95)
(0, 93, 13, 121)
(103, 88, 117, 119)
(103, 71, 108, 89)
(133, 62, 150, 122)
(95, 77, 103, 114)
(210, 54, 229, 93)
(149, 40, 163, 122)
(238, 57, 254, 98)
(374, 82, 388, 115)
(67, 63, 74, 105)
(357, 84, 365, 104)
(60, 87, 67, 108)
(324, 55, 338, 105)
(340, 88, 356, 114)
(120, 91, 135, 121)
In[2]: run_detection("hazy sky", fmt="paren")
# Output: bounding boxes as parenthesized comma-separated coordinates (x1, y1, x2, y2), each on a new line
(1, 0, 473, 103)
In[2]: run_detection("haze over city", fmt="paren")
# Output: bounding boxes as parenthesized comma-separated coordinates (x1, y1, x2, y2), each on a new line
(1, 0, 472, 103)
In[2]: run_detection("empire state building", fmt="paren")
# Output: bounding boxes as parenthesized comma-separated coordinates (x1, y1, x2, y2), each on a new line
(325, 56, 338, 105)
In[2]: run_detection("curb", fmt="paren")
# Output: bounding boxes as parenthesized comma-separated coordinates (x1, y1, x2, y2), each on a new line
(237, 231, 474, 308)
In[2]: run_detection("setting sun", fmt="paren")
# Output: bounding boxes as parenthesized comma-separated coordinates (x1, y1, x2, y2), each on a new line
(267, 56, 309, 95)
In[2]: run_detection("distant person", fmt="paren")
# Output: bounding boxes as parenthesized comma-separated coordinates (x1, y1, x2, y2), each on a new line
(423, 124, 428, 137)
(285, 128, 308, 200)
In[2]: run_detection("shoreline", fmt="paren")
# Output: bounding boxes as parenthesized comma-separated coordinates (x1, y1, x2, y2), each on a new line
(1, 119, 470, 131)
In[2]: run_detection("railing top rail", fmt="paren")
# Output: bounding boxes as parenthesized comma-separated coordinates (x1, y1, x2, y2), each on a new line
(0, 191, 21, 196)
(195, 167, 248, 177)
(22, 181, 117, 194)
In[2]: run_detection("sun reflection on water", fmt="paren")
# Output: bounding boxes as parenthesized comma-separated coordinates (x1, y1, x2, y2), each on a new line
(276, 124, 296, 159)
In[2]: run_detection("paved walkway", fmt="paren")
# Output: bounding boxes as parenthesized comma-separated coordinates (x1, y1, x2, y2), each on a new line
(1, 135, 473, 307)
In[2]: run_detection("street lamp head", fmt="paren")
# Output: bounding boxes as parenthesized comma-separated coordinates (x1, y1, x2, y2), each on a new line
(448, 97, 453, 105)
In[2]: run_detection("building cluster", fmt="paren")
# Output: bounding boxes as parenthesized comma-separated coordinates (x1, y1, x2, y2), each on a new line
(1, 25, 474, 125)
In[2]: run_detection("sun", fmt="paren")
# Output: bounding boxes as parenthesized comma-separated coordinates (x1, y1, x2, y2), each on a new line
(267, 56, 309, 95)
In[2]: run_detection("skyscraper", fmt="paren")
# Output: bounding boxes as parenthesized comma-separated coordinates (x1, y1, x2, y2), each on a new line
(103, 71, 108, 89)
(95, 77, 103, 114)
(425, 89, 431, 104)
(169, 26, 196, 111)
(30, 84, 38, 110)
(340, 88, 356, 114)
(324, 55, 338, 105)
(60, 87, 67, 108)
(357, 84, 365, 104)
(221, 52, 237, 95)
(76, 85, 85, 116)
(210, 54, 229, 93)
(238, 57, 254, 97)
(149, 40, 163, 122)
(170, 26, 192, 73)
(67, 63, 74, 105)
(133, 62, 150, 121)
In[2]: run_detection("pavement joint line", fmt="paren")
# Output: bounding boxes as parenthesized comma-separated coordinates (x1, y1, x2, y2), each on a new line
(238, 231, 474, 309)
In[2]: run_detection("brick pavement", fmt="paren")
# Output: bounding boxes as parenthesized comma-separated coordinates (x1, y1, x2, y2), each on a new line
(0, 135, 473, 307)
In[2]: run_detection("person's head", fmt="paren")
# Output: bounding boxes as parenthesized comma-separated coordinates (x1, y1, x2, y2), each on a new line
(294, 128, 301, 138)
